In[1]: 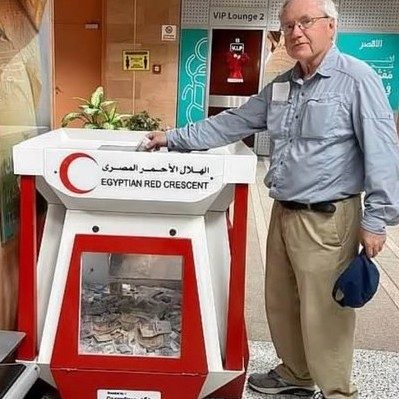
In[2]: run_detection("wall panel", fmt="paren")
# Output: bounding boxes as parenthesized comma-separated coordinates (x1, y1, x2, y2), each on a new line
(105, 0, 180, 128)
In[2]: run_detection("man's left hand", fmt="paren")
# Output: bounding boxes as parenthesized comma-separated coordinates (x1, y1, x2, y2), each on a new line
(360, 228, 386, 258)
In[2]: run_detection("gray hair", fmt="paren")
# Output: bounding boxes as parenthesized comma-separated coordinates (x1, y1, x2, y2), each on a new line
(279, 0, 339, 21)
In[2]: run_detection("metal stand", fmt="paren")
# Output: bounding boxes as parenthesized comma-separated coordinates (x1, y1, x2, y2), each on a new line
(0, 331, 40, 398)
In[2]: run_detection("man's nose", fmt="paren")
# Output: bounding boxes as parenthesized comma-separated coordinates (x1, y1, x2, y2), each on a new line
(290, 23, 303, 38)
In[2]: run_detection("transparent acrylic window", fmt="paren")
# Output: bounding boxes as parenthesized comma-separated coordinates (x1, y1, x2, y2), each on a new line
(79, 252, 183, 358)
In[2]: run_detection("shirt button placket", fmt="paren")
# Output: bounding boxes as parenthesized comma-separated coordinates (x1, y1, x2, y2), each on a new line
(275, 83, 301, 194)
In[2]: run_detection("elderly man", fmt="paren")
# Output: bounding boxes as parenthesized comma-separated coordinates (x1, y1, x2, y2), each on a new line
(146, 0, 399, 397)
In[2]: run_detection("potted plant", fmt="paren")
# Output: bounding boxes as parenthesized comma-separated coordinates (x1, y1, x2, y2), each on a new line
(124, 110, 162, 131)
(61, 87, 131, 130)
(61, 87, 162, 132)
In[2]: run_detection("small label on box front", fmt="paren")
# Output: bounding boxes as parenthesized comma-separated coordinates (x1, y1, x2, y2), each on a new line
(97, 389, 161, 399)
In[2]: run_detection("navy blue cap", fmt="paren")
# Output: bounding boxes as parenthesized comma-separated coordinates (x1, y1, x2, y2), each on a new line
(332, 249, 380, 308)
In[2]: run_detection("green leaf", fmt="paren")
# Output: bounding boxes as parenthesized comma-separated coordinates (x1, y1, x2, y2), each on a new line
(108, 107, 117, 121)
(84, 123, 100, 129)
(102, 122, 116, 130)
(61, 112, 83, 127)
(84, 107, 101, 116)
(90, 86, 104, 107)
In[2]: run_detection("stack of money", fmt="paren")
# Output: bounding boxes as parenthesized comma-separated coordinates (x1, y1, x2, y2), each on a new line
(79, 281, 182, 358)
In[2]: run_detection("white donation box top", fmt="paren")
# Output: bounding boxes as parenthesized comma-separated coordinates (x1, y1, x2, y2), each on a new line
(13, 128, 257, 214)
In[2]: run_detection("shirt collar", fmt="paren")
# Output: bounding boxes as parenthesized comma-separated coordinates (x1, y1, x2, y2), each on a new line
(291, 44, 339, 82)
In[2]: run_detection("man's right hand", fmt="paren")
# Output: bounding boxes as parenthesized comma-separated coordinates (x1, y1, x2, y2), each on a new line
(145, 131, 167, 151)
(359, 227, 386, 258)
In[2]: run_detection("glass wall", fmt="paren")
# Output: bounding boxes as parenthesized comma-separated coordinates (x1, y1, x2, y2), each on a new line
(0, 0, 52, 244)
(80, 252, 182, 358)
(0, 0, 52, 329)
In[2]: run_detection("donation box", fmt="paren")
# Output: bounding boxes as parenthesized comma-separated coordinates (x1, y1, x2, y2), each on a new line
(13, 129, 257, 399)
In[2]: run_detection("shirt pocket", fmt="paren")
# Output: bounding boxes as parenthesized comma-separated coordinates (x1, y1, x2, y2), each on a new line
(267, 101, 291, 137)
(301, 93, 342, 139)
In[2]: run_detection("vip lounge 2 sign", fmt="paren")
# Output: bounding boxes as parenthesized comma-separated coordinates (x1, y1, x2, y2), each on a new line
(210, 7, 267, 27)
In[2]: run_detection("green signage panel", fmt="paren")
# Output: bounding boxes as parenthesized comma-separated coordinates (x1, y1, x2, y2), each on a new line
(176, 29, 208, 127)
(337, 33, 399, 110)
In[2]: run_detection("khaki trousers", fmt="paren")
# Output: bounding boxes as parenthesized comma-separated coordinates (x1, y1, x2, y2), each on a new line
(265, 196, 362, 399)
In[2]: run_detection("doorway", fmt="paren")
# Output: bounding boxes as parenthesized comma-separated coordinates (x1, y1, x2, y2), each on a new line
(53, 0, 103, 128)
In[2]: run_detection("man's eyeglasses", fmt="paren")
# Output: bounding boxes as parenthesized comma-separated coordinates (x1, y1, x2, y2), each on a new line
(281, 16, 330, 34)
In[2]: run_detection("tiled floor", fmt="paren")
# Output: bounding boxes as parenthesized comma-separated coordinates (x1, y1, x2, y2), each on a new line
(244, 342, 399, 399)
(244, 158, 399, 398)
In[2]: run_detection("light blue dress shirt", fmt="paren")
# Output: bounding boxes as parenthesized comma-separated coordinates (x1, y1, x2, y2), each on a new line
(167, 45, 399, 234)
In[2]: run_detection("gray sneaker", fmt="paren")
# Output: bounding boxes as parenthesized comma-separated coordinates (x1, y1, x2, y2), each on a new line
(248, 370, 315, 396)
(312, 392, 325, 399)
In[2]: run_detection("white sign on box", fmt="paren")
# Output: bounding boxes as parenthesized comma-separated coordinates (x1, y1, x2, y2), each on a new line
(97, 390, 161, 399)
(43, 149, 224, 203)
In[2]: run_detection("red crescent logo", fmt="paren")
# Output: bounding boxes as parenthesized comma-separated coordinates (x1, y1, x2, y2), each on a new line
(59, 153, 97, 194)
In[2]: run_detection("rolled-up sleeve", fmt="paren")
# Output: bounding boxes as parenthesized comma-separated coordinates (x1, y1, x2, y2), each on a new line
(167, 86, 270, 151)
(352, 71, 399, 234)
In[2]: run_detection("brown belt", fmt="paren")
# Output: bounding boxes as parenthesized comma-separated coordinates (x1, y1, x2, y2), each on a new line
(279, 194, 359, 214)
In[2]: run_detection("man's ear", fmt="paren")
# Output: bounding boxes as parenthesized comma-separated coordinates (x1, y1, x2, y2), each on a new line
(329, 19, 336, 40)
